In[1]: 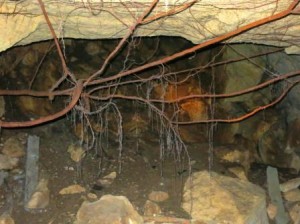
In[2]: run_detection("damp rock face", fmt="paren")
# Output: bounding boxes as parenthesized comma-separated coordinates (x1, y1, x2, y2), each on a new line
(216, 44, 268, 110)
(182, 171, 268, 224)
(75, 195, 143, 224)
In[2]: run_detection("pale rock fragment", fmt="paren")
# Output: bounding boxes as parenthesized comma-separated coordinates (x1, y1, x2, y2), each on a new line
(0, 154, 18, 170)
(228, 166, 248, 181)
(59, 184, 86, 195)
(148, 191, 169, 203)
(0, 214, 15, 224)
(288, 203, 300, 224)
(67, 144, 86, 163)
(144, 200, 161, 216)
(96, 171, 117, 187)
(26, 179, 49, 210)
(2, 137, 25, 158)
(75, 195, 143, 224)
(267, 203, 278, 220)
(283, 189, 300, 202)
(280, 177, 300, 193)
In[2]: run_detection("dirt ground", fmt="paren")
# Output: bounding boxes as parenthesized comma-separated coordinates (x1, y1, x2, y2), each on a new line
(0, 118, 208, 224)
(0, 117, 297, 224)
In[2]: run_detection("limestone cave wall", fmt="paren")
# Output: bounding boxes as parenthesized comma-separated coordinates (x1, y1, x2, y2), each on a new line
(1, 0, 300, 54)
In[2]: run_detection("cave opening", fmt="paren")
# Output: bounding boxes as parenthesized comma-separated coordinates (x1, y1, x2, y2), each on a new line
(2, 1, 300, 223)
(1, 35, 300, 223)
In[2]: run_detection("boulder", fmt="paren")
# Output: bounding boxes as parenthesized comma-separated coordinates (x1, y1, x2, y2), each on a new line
(182, 171, 268, 224)
(75, 195, 143, 224)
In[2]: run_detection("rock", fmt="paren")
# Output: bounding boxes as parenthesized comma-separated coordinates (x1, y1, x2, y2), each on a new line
(214, 143, 254, 175)
(258, 119, 300, 172)
(267, 203, 278, 220)
(228, 166, 248, 181)
(283, 189, 300, 202)
(253, 120, 274, 144)
(2, 1, 300, 55)
(96, 171, 117, 187)
(267, 52, 300, 121)
(290, 153, 300, 173)
(59, 184, 86, 195)
(180, 100, 208, 121)
(67, 144, 86, 163)
(153, 79, 208, 122)
(285, 118, 300, 154)
(2, 137, 25, 158)
(0, 154, 18, 170)
(75, 195, 143, 224)
(26, 179, 49, 210)
(0, 214, 15, 224)
(280, 177, 300, 193)
(288, 203, 300, 224)
(216, 45, 267, 112)
(148, 191, 169, 202)
(143, 200, 161, 216)
(87, 193, 97, 200)
(182, 171, 268, 224)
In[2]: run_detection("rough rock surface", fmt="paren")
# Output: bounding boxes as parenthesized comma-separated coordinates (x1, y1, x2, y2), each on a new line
(148, 191, 169, 202)
(0, 154, 18, 170)
(75, 194, 143, 224)
(1, 0, 300, 54)
(217, 44, 267, 109)
(182, 171, 268, 224)
(2, 137, 25, 158)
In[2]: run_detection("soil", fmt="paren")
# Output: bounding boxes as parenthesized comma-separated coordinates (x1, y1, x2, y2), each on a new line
(0, 117, 215, 224)
(1, 117, 298, 224)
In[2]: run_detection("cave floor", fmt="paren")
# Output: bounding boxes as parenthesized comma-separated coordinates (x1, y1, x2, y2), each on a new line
(0, 118, 294, 224)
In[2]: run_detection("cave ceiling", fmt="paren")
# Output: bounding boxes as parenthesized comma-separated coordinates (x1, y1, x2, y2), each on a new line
(1, 0, 300, 54)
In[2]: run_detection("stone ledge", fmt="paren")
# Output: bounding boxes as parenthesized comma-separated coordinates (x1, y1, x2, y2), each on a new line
(1, 0, 300, 53)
